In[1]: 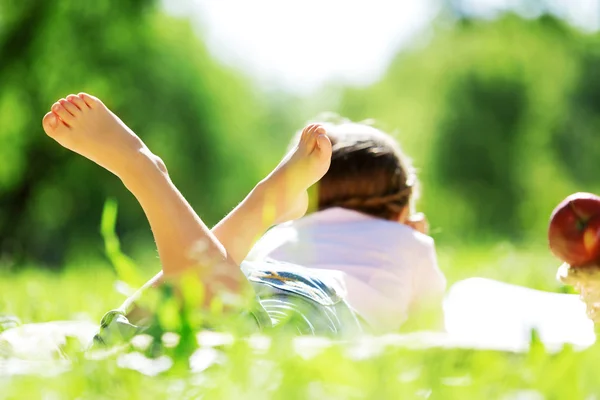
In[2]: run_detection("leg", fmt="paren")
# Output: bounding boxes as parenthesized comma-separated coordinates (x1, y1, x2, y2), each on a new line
(124, 123, 332, 321)
(42, 94, 242, 302)
(211, 123, 332, 264)
(42, 95, 332, 307)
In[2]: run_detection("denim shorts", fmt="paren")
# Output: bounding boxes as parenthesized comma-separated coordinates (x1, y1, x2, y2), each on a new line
(244, 259, 363, 337)
(92, 260, 363, 347)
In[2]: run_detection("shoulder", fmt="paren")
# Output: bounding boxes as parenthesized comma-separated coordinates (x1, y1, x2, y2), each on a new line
(379, 221, 436, 253)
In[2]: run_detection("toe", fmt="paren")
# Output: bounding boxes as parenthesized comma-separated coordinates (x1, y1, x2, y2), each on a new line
(51, 102, 74, 125)
(307, 124, 322, 143)
(316, 132, 332, 156)
(42, 112, 69, 138)
(307, 123, 320, 134)
(301, 124, 319, 143)
(78, 92, 101, 109)
(60, 98, 79, 116)
(312, 124, 325, 137)
(66, 94, 86, 110)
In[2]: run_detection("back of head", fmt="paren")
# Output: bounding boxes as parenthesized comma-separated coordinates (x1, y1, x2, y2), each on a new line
(292, 114, 418, 221)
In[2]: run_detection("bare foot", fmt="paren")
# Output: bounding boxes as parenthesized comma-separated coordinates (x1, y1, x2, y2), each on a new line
(41, 93, 152, 178)
(262, 123, 332, 224)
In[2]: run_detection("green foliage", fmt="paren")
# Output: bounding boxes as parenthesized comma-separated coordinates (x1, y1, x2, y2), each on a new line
(551, 38, 600, 187)
(434, 72, 527, 238)
(100, 198, 143, 288)
(0, 0, 287, 268)
(5, 5, 600, 268)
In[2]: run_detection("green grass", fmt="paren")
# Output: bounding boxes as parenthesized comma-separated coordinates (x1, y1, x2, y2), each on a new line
(2, 243, 597, 399)
(437, 242, 574, 293)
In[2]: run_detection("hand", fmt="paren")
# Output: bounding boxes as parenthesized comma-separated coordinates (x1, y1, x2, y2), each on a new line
(407, 212, 429, 235)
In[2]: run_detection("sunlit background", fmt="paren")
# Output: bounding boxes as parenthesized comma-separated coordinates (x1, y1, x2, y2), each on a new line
(191, 0, 600, 92)
(4, 0, 600, 397)
(3, 0, 600, 309)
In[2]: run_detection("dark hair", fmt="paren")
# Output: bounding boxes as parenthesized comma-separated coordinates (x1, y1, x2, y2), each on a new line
(293, 114, 419, 221)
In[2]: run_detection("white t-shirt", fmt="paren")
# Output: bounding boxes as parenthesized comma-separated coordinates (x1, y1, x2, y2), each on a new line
(248, 207, 447, 332)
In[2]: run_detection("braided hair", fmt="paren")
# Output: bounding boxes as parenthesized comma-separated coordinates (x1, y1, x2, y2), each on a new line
(293, 115, 419, 221)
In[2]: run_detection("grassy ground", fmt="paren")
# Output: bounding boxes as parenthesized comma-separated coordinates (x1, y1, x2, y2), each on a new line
(1, 244, 596, 399)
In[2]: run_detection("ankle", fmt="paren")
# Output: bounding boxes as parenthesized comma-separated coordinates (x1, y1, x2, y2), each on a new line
(253, 178, 305, 225)
(120, 150, 169, 189)
(255, 176, 275, 195)
(246, 180, 281, 221)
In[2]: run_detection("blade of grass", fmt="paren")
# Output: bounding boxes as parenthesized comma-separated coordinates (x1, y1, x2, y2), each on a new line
(100, 198, 143, 288)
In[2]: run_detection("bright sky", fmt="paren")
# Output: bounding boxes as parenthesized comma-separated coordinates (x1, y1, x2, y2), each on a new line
(163, 0, 600, 94)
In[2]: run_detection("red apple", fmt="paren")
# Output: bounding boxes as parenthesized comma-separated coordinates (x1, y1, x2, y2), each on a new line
(548, 192, 600, 267)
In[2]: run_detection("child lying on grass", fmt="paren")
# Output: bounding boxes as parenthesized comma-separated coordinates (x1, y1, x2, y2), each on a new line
(41, 93, 362, 346)
(4, 96, 593, 358)
(249, 117, 446, 333)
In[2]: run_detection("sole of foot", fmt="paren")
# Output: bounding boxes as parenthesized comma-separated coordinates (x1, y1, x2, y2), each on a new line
(265, 123, 332, 224)
(42, 93, 149, 178)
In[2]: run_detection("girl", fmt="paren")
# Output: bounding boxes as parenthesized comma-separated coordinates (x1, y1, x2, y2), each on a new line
(39, 93, 362, 347)
(249, 117, 447, 333)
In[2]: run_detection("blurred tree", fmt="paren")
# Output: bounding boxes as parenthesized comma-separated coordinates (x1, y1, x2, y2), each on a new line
(337, 13, 600, 244)
(5, 1, 600, 267)
(552, 40, 600, 187)
(432, 72, 527, 238)
(0, 0, 284, 268)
